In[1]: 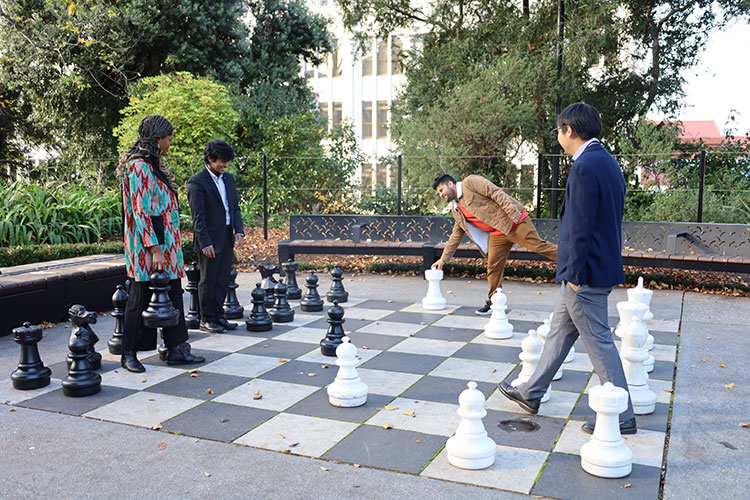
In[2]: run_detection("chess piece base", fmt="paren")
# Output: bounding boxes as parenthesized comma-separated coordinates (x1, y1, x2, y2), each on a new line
(421, 297, 446, 310)
(328, 390, 367, 407)
(446, 434, 496, 470)
(269, 310, 294, 323)
(320, 339, 342, 357)
(581, 440, 633, 478)
(630, 385, 657, 415)
(62, 375, 102, 397)
(185, 316, 201, 329)
(483, 325, 513, 340)
(223, 306, 244, 320)
(11, 368, 52, 390)
(326, 292, 348, 303)
(300, 302, 324, 312)
(246, 318, 273, 332)
(107, 339, 122, 355)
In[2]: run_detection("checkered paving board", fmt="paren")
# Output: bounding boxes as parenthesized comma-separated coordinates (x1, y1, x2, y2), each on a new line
(5, 297, 678, 499)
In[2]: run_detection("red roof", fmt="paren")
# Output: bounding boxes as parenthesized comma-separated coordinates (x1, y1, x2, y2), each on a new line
(649, 120, 747, 147)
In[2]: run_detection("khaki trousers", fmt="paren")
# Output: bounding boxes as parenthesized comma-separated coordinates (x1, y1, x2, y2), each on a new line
(486, 217, 558, 300)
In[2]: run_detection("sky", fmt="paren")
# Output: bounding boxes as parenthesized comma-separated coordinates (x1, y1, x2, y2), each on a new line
(650, 19, 750, 136)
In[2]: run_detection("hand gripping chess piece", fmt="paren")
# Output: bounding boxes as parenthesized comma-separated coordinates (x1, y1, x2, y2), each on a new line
(327, 336, 368, 407)
(184, 262, 201, 329)
(320, 301, 346, 356)
(580, 382, 633, 478)
(511, 329, 550, 402)
(223, 268, 244, 319)
(627, 277, 654, 321)
(269, 279, 295, 323)
(282, 259, 302, 300)
(141, 270, 180, 329)
(421, 269, 447, 310)
(621, 309, 656, 415)
(326, 264, 348, 303)
(446, 381, 497, 470)
(246, 283, 273, 332)
(536, 318, 563, 381)
(11, 322, 52, 390)
(482, 288, 513, 339)
(67, 304, 102, 371)
(300, 271, 324, 312)
(616, 301, 654, 374)
(108, 284, 128, 354)
(62, 321, 102, 397)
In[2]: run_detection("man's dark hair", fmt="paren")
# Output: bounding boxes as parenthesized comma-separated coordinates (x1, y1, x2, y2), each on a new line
(557, 102, 602, 140)
(204, 139, 236, 164)
(432, 174, 456, 190)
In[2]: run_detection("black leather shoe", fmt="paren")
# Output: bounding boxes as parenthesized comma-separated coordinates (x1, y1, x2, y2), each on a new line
(475, 301, 492, 316)
(582, 417, 637, 435)
(218, 317, 238, 330)
(200, 321, 225, 333)
(166, 343, 206, 365)
(497, 381, 541, 414)
(121, 350, 145, 373)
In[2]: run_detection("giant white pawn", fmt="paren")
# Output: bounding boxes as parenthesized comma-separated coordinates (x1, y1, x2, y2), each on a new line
(422, 269, 447, 310)
(327, 336, 368, 407)
(446, 381, 497, 470)
(621, 311, 656, 415)
(580, 382, 633, 478)
(511, 329, 550, 402)
(628, 277, 654, 321)
(536, 318, 563, 381)
(616, 301, 654, 373)
(482, 288, 513, 339)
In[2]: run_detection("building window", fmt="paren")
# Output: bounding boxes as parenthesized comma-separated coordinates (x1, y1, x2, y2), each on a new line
(376, 101, 388, 139)
(361, 163, 373, 191)
(332, 102, 343, 129)
(362, 53, 372, 76)
(332, 45, 343, 77)
(362, 101, 372, 139)
(377, 40, 388, 75)
(376, 163, 389, 187)
(319, 102, 329, 131)
(391, 36, 403, 75)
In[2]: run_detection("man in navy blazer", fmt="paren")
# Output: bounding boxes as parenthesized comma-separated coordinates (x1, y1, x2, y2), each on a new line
(498, 103, 636, 435)
(187, 140, 245, 333)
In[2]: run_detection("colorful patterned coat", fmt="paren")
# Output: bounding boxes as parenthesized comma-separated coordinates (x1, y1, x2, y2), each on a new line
(122, 159, 185, 282)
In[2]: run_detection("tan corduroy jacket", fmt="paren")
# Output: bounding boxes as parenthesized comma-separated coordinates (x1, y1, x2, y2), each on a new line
(440, 175, 525, 262)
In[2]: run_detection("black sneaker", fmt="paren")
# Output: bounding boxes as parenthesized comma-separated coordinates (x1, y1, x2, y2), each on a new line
(475, 301, 492, 316)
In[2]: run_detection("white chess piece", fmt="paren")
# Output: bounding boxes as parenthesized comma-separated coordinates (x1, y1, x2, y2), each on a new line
(627, 277, 654, 321)
(446, 381, 497, 469)
(327, 336, 368, 407)
(482, 288, 513, 340)
(580, 382, 633, 478)
(421, 269, 447, 310)
(621, 311, 656, 415)
(511, 329, 550, 402)
(536, 318, 563, 381)
(616, 301, 654, 373)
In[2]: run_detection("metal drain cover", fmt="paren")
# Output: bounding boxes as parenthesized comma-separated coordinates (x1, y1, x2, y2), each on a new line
(498, 419, 540, 432)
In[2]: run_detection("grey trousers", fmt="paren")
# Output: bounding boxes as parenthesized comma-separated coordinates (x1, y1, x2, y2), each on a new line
(518, 282, 635, 422)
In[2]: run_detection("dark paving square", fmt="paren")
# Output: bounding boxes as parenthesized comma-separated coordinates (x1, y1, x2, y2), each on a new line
(360, 351, 446, 375)
(451, 306, 483, 317)
(17, 386, 135, 415)
(571, 394, 670, 433)
(509, 319, 542, 334)
(242, 324, 297, 338)
(286, 388, 394, 422)
(305, 317, 373, 331)
(533, 452, 661, 500)
(141, 348, 227, 369)
(356, 300, 411, 310)
(551, 368, 592, 393)
(413, 325, 480, 342)
(650, 329, 678, 346)
(454, 343, 521, 363)
(291, 305, 328, 316)
(485, 409, 567, 451)
(323, 425, 445, 474)
(649, 360, 675, 381)
(148, 371, 250, 400)
(237, 339, 316, 359)
(259, 360, 337, 387)
(400, 376, 495, 404)
(344, 331, 405, 351)
(161, 401, 276, 442)
(49, 358, 120, 380)
(381, 311, 444, 325)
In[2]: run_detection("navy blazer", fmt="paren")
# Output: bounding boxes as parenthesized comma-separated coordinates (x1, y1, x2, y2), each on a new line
(556, 142, 626, 287)
(187, 168, 244, 255)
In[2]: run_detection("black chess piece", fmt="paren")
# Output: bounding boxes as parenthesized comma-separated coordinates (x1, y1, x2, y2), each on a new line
(223, 268, 244, 319)
(108, 284, 128, 354)
(142, 270, 180, 329)
(67, 304, 102, 371)
(62, 324, 102, 397)
(326, 264, 349, 303)
(11, 322, 52, 390)
(184, 262, 201, 329)
(282, 259, 302, 300)
(246, 283, 273, 332)
(300, 271, 324, 312)
(269, 279, 295, 323)
(320, 301, 346, 356)
(259, 264, 280, 309)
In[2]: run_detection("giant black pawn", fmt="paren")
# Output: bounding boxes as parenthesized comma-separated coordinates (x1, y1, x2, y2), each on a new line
(184, 262, 201, 329)
(223, 268, 244, 319)
(300, 271, 324, 312)
(269, 280, 295, 323)
(246, 283, 273, 332)
(260, 264, 280, 309)
(326, 264, 349, 303)
(11, 322, 52, 390)
(282, 259, 302, 300)
(62, 326, 102, 397)
(320, 301, 346, 356)
(67, 304, 102, 371)
(142, 270, 179, 329)
(108, 284, 128, 354)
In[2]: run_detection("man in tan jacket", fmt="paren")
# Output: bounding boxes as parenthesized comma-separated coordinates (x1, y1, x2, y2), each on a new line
(431, 174, 558, 314)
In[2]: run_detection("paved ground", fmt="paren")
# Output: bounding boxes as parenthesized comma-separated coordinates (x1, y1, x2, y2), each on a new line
(0, 273, 748, 499)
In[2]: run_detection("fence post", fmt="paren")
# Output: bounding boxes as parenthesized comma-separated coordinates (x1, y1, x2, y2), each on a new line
(263, 154, 268, 240)
(697, 149, 706, 223)
(536, 152, 543, 219)
(397, 155, 402, 215)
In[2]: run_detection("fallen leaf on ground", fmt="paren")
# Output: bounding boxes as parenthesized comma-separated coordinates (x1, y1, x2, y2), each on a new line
(219, 419, 228, 423)
(9, 408, 16, 412)
(254, 390, 260, 395)
(188, 369, 199, 373)
(446, 290, 453, 294)
(190, 373, 200, 378)
(279, 358, 288, 363)
(362, 346, 370, 350)
(387, 300, 393, 303)
(206, 388, 214, 395)
(158, 442, 168, 450)
(664, 389, 674, 393)
(320, 467, 329, 471)
(321, 365, 329, 369)
(383, 405, 398, 411)
(203, 472, 211, 477)
(288, 442, 299, 448)
(141, 378, 147, 383)
(725, 383, 735, 389)
(151, 424, 162, 430)
(282, 450, 291, 454)
(382, 423, 393, 429)
(537, 291, 543, 295)
(719, 364, 726, 368)
(415, 439, 422, 443)
(739, 422, 750, 428)
(403, 410, 416, 417)
(620, 483, 632, 488)
(278, 433, 286, 439)
(147, 397, 155, 401)
(706, 337, 712, 340)
(253, 394, 262, 400)
(307, 373, 317, 377)
(701, 359, 707, 362)
(491, 369, 497, 373)
(419, 322, 426, 325)
(353, 464, 361, 468)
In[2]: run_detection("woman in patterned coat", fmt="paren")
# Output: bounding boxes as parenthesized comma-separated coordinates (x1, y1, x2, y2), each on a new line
(118, 115, 204, 372)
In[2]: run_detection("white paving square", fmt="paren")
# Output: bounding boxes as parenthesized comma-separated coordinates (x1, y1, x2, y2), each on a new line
(389, 337, 466, 357)
(422, 444, 549, 493)
(486, 389, 579, 419)
(84, 391, 201, 428)
(563, 352, 594, 372)
(273, 327, 326, 344)
(367, 397, 459, 436)
(283, 313, 321, 327)
(0, 378, 62, 404)
(645, 318, 679, 333)
(200, 353, 285, 378)
(343, 307, 395, 320)
(189, 333, 265, 352)
(430, 358, 515, 384)
(214, 379, 317, 411)
(506, 309, 552, 323)
(649, 343, 677, 362)
(356, 368, 422, 396)
(583, 378, 672, 405)
(432, 315, 488, 330)
(471, 331, 526, 347)
(355, 321, 425, 337)
(338, 298, 367, 308)
(234, 412, 358, 457)
(401, 303, 460, 315)
(100, 364, 184, 390)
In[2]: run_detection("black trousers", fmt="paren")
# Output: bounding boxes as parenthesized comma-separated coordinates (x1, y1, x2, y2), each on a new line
(198, 226, 234, 322)
(122, 279, 189, 352)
